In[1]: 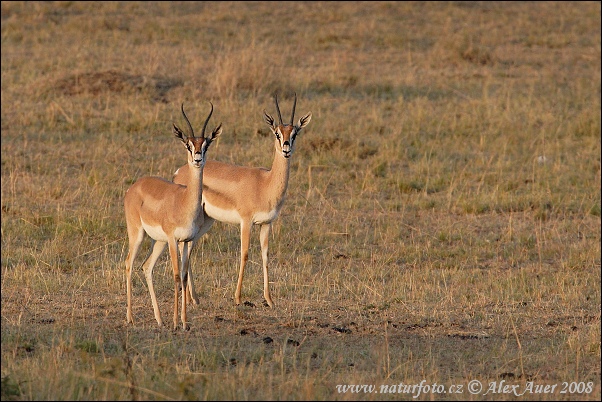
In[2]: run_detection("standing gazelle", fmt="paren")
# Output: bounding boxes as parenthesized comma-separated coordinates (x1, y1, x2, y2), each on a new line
(124, 102, 222, 330)
(173, 93, 311, 308)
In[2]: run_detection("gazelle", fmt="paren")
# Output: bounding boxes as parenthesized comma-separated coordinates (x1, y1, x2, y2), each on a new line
(124, 102, 222, 330)
(174, 93, 311, 308)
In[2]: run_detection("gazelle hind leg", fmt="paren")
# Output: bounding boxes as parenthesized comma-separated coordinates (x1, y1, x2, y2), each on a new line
(143, 240, 167, 327)
(260, 223, 274, 308)
(125, 227, 145, 324)
(235, 220, 252, 305)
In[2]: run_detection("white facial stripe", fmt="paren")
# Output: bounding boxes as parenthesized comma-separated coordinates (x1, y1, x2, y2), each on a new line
(200, 140, 211, 160)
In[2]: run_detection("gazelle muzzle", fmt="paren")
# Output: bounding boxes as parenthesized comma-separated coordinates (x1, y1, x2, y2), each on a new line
(282, 140, 291, 158)
(192, 151, 204, 167)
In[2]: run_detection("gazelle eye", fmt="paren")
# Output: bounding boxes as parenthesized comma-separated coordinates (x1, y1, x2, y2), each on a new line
(275, 132, 281, 140)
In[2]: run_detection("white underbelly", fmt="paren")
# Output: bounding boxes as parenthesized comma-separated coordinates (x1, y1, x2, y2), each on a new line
(203, 201, 280, 225)
(142, 221, 169, 242)
(142, 220, 198, 242)
(253, 208, 280, 224)
(174, 225, 199, 241)
(204, 203, 241, 224)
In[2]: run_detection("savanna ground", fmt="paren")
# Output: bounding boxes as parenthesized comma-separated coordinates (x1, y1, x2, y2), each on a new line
(1, 1, 600, 400)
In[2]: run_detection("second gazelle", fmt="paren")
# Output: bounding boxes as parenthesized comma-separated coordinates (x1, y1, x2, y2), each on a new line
(174, 93, 312, 307)
(124, 102, 221, 330)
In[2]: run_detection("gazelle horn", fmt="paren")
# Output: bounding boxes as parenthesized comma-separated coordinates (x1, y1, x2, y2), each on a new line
(201, 102, 214, 138)
(181, 103, 195, 138)
(290, 92, 297, 125)
(274, 93, 283, 126)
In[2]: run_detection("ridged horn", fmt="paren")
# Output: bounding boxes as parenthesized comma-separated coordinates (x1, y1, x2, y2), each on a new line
(181, 103, 195, 138)
(201, 102, 214, 138)
(274, 93, 283, 126)
(290, 92, 297, 125)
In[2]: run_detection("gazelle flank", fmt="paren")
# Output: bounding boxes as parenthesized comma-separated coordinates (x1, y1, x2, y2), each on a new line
(173, 93, 311, 308)
(124, 102, 221, 330)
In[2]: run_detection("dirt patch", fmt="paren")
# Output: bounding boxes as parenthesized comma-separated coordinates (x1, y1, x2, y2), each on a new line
(45, 69, 181, 102)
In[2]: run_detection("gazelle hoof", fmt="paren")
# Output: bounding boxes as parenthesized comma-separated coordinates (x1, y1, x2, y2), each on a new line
(186, 292, 200, 305)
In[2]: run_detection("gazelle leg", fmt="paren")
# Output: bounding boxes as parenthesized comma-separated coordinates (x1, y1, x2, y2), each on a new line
(167, 237, 186, 330)
(125, 228, 145, 324)
(180, 240, 198, 306)
(260, 223, 274, 308)
(179, 241, 198, 305)
(235, 220, 252, 305)
(180, 241, 190, 328)
(142, 240, 167, 327)
(184, 216, 215, 305)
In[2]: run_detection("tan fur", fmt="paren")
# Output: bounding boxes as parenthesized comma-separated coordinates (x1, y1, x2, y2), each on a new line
(124, 104, 221, 330)
(173, 102, 311, 308)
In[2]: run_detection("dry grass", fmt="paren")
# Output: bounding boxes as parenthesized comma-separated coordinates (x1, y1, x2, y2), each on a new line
(1, 1, 600, 400)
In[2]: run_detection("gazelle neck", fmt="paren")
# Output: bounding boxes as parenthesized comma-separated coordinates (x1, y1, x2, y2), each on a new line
(268, 140, 292, 200)
(184, 161, 204, 217)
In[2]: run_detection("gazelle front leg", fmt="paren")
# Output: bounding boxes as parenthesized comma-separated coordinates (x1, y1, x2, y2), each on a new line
(179, 241, 199, 306)
(180, 241, 191, 328)
(178, 214, 215, 305)
(167, 237, 186, 330)
(260, 223, 274, 308)
(235, 220, 252, 305)
(181, 215, 215, 306)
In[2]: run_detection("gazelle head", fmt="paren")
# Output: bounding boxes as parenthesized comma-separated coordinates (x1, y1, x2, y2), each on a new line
(264, 93, 312, 159)
(173, 102, 222, 169)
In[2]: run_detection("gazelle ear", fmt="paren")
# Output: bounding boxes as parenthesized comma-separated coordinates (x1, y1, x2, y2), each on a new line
(263, 110, 276, 130)
(209, 123, 223, 141)
(297, 112, 312, 129)
(173, 124, 187, 143)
